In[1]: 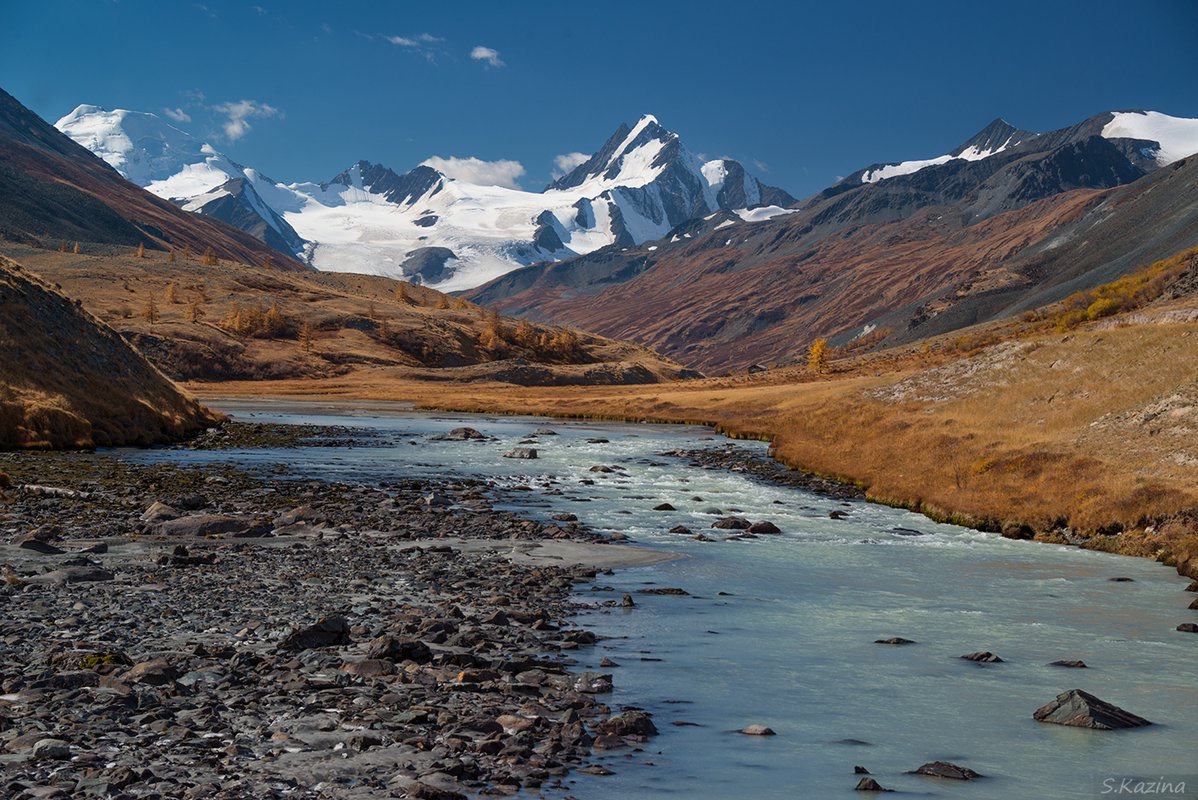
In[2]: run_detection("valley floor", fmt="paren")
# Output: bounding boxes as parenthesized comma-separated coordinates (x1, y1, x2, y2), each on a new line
(189, 313, 1198, 582)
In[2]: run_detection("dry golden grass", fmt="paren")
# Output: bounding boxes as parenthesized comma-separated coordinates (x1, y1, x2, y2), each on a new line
(1, 243, 686, 385)
(194, 315, 1198, 573)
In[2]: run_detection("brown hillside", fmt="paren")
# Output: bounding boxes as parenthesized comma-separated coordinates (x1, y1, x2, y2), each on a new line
(0, 243, 693, 387)
(468, 158, 1198, 374)
(0, 87, 304, 269)
(0, 254, 217, 449)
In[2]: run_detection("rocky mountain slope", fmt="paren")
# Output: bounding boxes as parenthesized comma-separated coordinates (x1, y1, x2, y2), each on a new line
(467, 111, 1198, 372)
(0, 89, 302, 269)
(57, 107, 792, 290)
(0, 253, 216, 449)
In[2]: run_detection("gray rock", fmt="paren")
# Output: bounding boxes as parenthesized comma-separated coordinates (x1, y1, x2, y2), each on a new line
(139, 501, 178, 522)
(282, 615, 352, 650)
(739, 724, 776, 735)
(874, 637, 916, 645)
(1050, 660, 1088, 668)
(748, 521, 781, 534)
(503, 448, 538, 459)
(960, 651, 1004, 663)
(854, 777, 892, 791)
(157, 514, 268, 538)
(15, 535, 64, 555)
(712, 517, 751, 530)
(31, 738, 71, 760)
(1032, 689, 1152, 729)
(912, 761, 983, 780)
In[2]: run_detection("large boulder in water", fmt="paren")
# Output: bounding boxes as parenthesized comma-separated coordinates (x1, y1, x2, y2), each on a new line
(1032, 689, 1152, 729)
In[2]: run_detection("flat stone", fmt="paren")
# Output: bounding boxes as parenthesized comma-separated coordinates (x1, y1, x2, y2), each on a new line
(1176, 623, 1198, 633)
(31, 738, 71, 760)
(503, 448, 537, 460)
(15, 535, 64, 555)
(960, 651, 1003, 663)
(912, 761, 983, 780)
(1050, 660, 1088, 668)
(157, 514, 268, 538)
(739, 724, 776, 736)
(1032, 689, 1152, 729)
(874, 637, 916, 645)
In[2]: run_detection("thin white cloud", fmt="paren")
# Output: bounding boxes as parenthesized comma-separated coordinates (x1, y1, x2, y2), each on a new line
(387, 33, 445, 63)
(470, 45, 504, 68)
(163, 107, 192, 124)
(213, 99, 280, 142)
(421, 156, 525, 189)
(552, 152, 589, 178)
(753, 158, 771, 173)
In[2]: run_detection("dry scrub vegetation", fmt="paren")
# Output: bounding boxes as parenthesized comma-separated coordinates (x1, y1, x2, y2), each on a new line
(0, 243, 688, 386)
(199, 247, 1198, 577)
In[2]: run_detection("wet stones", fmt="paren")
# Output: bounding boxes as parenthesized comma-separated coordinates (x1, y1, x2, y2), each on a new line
(653, 503, 676, 511)
(431, 427, 488, 441)
(637, 587, 690, 596)
(911, 761, 983, 780)
(503, 448, 538, 460)
(598, 709, 658, 737)
(739, 724, 776, 736)
(874, 637, 916, 645)
(748, 521, 781, 534)
(854, 777, 892, 792)
(1032, 689, 1153, 729)
(1176, 623, 1198, 633)
(712, 517, 751, 530)
(960, 651, 1004, 663)
(1050, 660, 1088, 668)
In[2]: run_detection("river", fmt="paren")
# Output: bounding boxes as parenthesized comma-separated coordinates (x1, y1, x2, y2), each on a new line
(118, 400, 1198, 799)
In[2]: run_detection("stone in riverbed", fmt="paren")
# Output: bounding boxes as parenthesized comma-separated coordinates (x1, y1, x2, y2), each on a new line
(432, 427, 487, 441)
(1032, 689, 1152, 729)
(503, 448, 537, 459)
(281, 615, 351, 650)
(712, 517, 751, 530)
(1177, 623, 1198, 633)
(31, 738, 71, 760)
(911, 761, 983, 780)
(637, 587, 690, 596)
(599, 709, 658, 737)
(572, 672, 613, 693)
(1184, 580, 1198, 592)
(1189, 597, 1198, 610)
(620, 593, 635, 607)
(653, 503, 676, 511)
(367, 635, 432, 662)
(875, 637, 916, 645)
(739, 724, 776, 736)
(748, 521, 781, 534)
(854, 777, 892, 792)
(829, 510, 849, 520)
(669, 525, 692, 534)
(960, 651, 1003, 663)
(1050, 660, 1088, 668)
(157, 514, 269, 538)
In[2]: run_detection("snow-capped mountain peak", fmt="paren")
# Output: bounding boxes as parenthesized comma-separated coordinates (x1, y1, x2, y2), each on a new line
(1101, 110, 1198, 166)
(58, 106, 794, 290)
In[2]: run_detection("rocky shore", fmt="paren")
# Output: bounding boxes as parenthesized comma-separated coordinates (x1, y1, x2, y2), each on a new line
(0, 425, 662, 799)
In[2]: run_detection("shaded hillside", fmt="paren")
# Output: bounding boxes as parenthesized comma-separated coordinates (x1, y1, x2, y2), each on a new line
(0, 88, 304, 269)
(469, 135, 1198, 373)
(0, 254, 216, 449)
(1, 244, 695, 387)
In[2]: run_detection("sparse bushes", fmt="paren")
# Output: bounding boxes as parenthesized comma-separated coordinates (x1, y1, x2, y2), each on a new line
(201, 247, 219, 267)
(220, 301, 289, 338)
(1047, 247, 1196, 331)
(141, 295, 158, 324)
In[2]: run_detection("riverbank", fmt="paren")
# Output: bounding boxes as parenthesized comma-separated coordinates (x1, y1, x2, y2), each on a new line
(0, 427, 667, 799)
(186, 316, 1198, 585)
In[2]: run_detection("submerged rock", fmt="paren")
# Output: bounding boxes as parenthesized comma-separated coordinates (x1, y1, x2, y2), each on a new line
(503, 447, 537, 459)
(1050, 660, 1088, 668)
(960, 651, 1004, 663)
(874, 637, 916, 645)
(854, 777, 892, 792)
(432, 427, 487, 441)
(1032, 689, 1152, 729)
(1177, 622, 1198, 633)
(712, 516, 751, 530)
(912, 761, 983, 780)
(739, 724, 776, 736)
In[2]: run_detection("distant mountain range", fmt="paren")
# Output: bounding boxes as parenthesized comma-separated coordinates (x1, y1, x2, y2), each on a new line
(56, 108, 793, 290)
(0, 89, 300, 268)
(465, 110, 1198, 371)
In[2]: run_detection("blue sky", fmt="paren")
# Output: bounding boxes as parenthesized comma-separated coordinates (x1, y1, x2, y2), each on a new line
(4, 0, 1197, 197)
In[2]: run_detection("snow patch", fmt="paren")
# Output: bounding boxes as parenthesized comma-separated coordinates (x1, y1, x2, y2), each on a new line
(1102, 111, 1198, 166)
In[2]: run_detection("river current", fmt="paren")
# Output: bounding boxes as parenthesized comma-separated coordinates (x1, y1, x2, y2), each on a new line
(117, 401, 1198, 799)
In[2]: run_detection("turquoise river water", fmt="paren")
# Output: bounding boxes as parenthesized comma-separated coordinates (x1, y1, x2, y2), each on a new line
(117, 401, 1198, 799)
